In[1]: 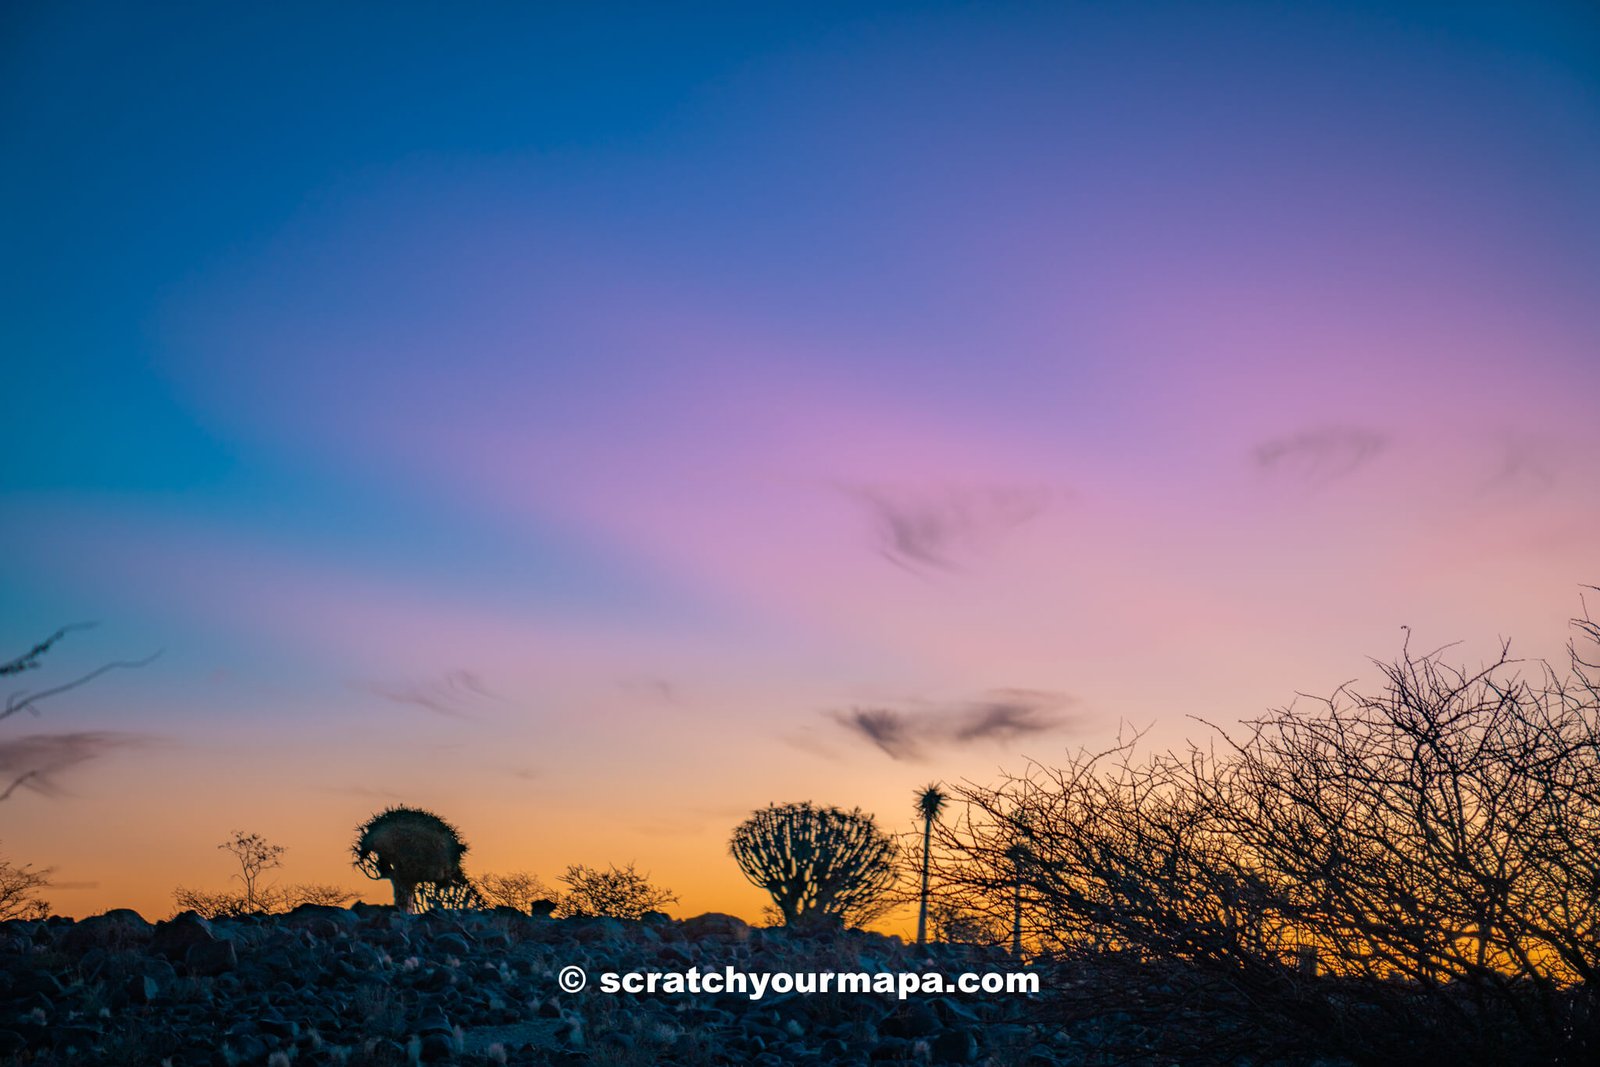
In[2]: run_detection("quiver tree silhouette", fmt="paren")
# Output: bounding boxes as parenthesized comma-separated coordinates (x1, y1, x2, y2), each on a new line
(1005, 839, 1030, 958)
(915, 784, 946, 945)
(352, 806, 481, 913)
(731, 801, 897, 931)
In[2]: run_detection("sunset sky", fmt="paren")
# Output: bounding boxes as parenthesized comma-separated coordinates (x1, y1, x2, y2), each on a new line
(3, 1, 1598, 924)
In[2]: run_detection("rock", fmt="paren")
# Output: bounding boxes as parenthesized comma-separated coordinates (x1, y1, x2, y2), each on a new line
(61, 909, 153, 953)
(657, 943, 695, 966)
(126, 973, 161, 1004)
(287, 903, 354, 924)
(414, 966, 454, 992)
(140, 956, 179, 985)
(302, 915, 344, 940)
(152, 914, 216, 959)
(49, 1023, 103, 1051)
(0, 906, 1086, 1064)
(567, 917, 626, 943)
(7, 1021, 48, 1049)
(933, 996, 980, 1024)
(8, 967, 64, 997)
(555, 1017, 584, 1047)
(186, 938, 238, 976)
(870, 1036, 913, 1060)
(419, 1030, 455, 1061)
(413, 1006, 453, 1036)
(882, 1002, 940, 1038)
(170, 1045, 215, 1067)
(227, 1033, 268, 1062)
(680, 912, 752, 942)
(433, 932, 471, 956)
(931, 1028, 979, 1063)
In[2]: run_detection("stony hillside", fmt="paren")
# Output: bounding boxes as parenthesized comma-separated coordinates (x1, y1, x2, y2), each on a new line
(0, 906, 1057, 1066)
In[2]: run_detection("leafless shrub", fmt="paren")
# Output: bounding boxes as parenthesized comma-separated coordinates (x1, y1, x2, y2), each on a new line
(0, 845, 52, 920)
(556, 862, 676, 920)
(282, 883, 358, 909)
(171, 882, 357, 919)
(174, 831, 355, 917)
(933, 605, 1600, 1065)
(473, 870, 556, 912)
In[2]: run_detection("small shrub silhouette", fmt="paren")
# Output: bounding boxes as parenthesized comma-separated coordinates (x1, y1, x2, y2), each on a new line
(472, 870, 555, 912)
(0, 844, 51, 920)
(557, 862, 677, 920)
(352, 806, 480, 913)
(173, 830, 354, 917)
(731, 801, 897, 930)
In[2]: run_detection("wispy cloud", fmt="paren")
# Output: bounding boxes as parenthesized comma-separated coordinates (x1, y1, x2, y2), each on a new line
(356, 669, 498, 720)
(1253, 426, 1386, 486)
(840, 483, 1063, 572)
(0, 732, 154, 800)
(1479, 431, 1560, 495)
(828, 688, 1078, 760)
(618, 675, 680, 706)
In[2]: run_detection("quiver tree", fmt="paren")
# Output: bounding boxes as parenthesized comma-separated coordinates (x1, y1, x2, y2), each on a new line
(915, 784, 946, 945)
(731, 801, 897, 930)
(352, 806, 481, 913)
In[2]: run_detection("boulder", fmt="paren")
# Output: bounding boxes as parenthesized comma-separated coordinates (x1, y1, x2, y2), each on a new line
(932, 1028, 979, 1063)
(151, 914, 215, 959)
(433, 932, 471, 957)
(186, 938, 238, 977)
(681, 912, 752, 942)
(60, 909, 153, 954)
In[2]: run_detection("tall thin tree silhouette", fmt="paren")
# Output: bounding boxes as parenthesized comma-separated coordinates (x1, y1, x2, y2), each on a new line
(915, 783, 946, 945)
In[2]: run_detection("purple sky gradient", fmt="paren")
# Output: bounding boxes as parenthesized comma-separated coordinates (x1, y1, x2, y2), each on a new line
(3, 1, 1598, 919)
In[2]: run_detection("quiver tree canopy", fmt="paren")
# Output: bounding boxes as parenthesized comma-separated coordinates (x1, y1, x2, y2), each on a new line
(352, 806, 480, 913)
(730, 801, 897, 929)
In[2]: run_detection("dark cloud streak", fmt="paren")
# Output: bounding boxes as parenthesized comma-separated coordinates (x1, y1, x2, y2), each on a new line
(0, 732, 154, 799)
(840, 483, 1062, 572)
(358, 669, 497, 720)
(829, 689, 1077, 760)
(1254, 426, 1386, 486)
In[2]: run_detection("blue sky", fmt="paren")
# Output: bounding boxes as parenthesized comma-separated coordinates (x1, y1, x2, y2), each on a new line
(4, 0, 1598, 919)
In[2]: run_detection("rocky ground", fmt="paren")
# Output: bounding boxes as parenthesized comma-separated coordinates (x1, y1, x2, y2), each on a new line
(0, 906, 1065, 1066)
